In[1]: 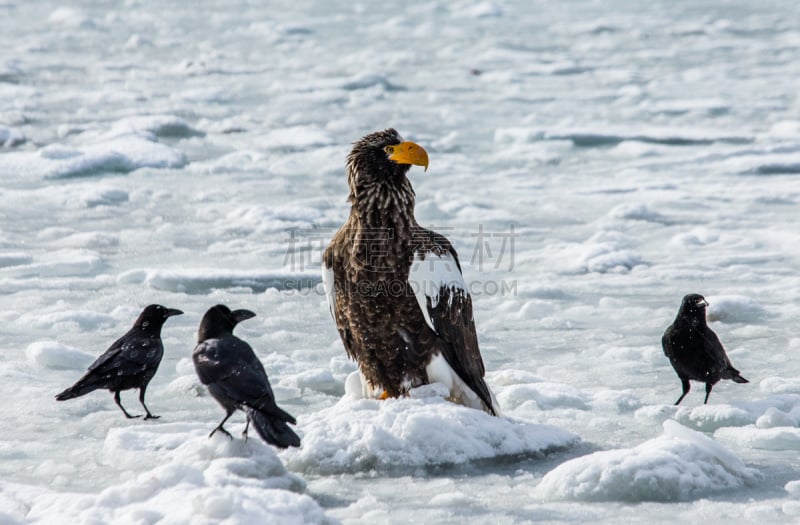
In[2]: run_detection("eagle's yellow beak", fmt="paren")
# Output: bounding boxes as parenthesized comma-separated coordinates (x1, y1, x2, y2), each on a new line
(385, 141, 429, 172)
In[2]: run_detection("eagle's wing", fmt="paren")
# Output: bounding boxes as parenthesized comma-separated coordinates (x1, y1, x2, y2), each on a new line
(408, 241, 497, 415)
(322, 247, 357, 361)
(322, 257, 337, 322)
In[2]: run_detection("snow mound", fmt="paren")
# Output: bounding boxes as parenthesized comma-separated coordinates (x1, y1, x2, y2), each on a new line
(674, 404, 756, 432)
(590, 389, 642, 412)
(109, 115, 204, 138)
(221, 203, 324, 234)
(48, 7, 96, 29)
(760, 377, 800, 395)
(494, 125, 751, 147)
(497, 382, 589, 410)
(0, 253, 32, 268)
(608, 203, 669, 224)
(1, 249, 104, 278)
(715, 426, 800, 451)
(262, 126, 334, 149)
(536, 420, 759, 502)
(463, 2, 504, 18)
(279, 369, 343, 396)
(755, 407, 798, 428)
(668, 227, 720, 248)
(786, 480, 800, 497)
(339, 73, 399, 91)
(284, 392, 578, 475)
(25, 341, 94, 370)
(43, 231, 119, 250)
(17, 308, 116, 332)
(0, 59, 24, 83)
(118, 268, 321, 294)
(21, 424, 332, 524)
(0, 126, 25, 147)
(537, 125, 752, 147)
(768, 120, 800, 139)
(2, 134, 186, 179)
(80, 188, 129, 208)
(716, 151, 800, 175)
(552, 235, 645, 274)
(706, 295, 768, 323)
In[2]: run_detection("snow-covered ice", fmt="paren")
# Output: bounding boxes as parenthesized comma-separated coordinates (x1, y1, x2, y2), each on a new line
(3, 0, 800, 523)
(536, 420, 760, 502)
(285, 391, 577, 475)
(18, 425, 332, 525)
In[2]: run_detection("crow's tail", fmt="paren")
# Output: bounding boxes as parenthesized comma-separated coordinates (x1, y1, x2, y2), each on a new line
(246, 407, 301, 448)
(724, 367, 749, 384)
(55, 375, 102, 401)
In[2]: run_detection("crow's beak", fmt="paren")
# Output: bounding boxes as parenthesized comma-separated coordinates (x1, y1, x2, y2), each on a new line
(166, 308, 184, 317)
(695, 298, 709, 307)
(232, 309, 257, 324)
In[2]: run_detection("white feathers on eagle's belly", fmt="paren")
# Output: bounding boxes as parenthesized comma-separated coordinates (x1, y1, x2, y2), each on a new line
(322, 128, 500, 416)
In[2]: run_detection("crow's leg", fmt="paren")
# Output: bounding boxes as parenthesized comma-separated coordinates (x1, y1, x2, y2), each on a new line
(674, 378, 691, 406)
(704, 382, 713, 404)
(139, 386, 159, 420)
(209, 410, 234, 439)
(114, 390, 141, 419)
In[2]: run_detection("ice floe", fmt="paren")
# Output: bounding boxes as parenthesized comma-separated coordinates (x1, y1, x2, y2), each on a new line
(285, 388, 578, 475)
(25, 340, 94, 370)
(118, 268, 321, 294)
(13, 424, 333, 524)
(495, 125, 753, 148)
(0, 126, 25, 147)
(715, 425, 800, 451)
(106, 115, 205, 139)
(1, 134, 186, 179)
(536, 420, 760, 502)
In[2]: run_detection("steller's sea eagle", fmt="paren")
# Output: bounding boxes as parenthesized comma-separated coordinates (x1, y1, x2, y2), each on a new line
(322, 128, 499, 415)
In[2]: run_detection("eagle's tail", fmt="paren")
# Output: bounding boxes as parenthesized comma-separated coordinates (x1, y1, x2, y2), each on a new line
(246, 407, 301, 448)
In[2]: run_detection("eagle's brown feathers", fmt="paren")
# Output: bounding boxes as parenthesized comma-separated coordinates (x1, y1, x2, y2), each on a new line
(323, 129, 497, 415)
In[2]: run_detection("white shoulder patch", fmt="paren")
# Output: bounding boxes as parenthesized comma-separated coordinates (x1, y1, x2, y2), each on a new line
(408, 251, 468, 333)
(322, 261, 336, 321)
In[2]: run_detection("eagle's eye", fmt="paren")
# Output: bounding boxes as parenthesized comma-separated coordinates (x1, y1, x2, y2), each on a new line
(384, 145, 395, 154)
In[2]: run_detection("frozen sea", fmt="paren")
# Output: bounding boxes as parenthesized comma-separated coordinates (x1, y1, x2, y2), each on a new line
(2, 0, 800, 523)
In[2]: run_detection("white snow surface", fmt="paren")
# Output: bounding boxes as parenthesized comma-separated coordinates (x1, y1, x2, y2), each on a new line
(0, 126, 25, 147)
(16, 424, 332, 525)
(536, 420, 760, 502)
(2, 0, 800, 523)
(285, 390, 576, 475)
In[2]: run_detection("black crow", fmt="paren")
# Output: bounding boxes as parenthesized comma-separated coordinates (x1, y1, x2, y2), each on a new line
(192, 304, 300, 448)
(662, 294, 749, 405)
(55, 304, 183, 419)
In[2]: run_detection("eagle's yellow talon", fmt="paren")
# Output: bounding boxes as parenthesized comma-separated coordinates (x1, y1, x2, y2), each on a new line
(380, 391, 389, 400)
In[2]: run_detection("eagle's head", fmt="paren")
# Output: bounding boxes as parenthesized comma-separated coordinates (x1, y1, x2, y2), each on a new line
(346, 128, 428, 202)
